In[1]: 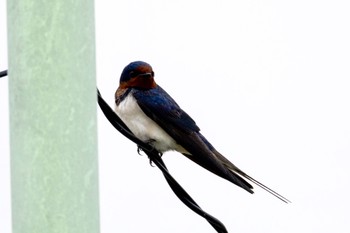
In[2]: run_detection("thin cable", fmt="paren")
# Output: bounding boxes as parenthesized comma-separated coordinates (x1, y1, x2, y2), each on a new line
(1, 72, 229, 233)
(97, 89, 228, 233)
(0, 70, 7, 78)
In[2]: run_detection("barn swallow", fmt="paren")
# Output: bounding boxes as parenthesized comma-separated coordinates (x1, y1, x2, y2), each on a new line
(115, 61, 290, 203)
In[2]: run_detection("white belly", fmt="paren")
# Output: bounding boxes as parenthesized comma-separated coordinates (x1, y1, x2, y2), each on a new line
(114, 94, 188, 154)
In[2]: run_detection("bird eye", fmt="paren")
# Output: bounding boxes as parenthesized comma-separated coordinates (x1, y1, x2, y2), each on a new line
(151, 71, 155, 77)
(129, 71, 137, 78)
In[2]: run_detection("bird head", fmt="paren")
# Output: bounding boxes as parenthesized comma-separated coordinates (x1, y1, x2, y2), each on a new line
(119, 61, 156, 89)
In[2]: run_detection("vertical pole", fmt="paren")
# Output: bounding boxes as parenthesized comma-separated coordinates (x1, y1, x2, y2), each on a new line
(7, 0, 100, 233)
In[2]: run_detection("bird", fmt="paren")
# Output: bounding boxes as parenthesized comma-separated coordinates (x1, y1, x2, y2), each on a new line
(114, 61, 290, 203)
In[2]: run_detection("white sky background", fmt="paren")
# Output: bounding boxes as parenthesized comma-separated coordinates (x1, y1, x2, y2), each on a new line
(1, 0, 350, 232)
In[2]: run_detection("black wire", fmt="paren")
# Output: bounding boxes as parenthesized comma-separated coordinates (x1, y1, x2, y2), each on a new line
(97, 89, 228, 233)
(1, 70, 228, 232)
(0, 70, 7, 78)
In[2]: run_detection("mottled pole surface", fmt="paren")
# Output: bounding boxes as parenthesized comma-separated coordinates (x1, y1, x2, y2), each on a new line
(7, 0, 100, 233)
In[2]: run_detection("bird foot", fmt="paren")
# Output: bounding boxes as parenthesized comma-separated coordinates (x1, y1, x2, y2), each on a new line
(136, 140, 163, 167)
(137, 139, 156, 155)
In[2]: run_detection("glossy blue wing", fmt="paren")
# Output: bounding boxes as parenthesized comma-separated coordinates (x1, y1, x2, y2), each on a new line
(133, 85, 256, 193)
(132, 85, 200, 134)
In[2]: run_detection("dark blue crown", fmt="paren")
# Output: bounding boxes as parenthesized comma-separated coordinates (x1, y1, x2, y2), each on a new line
(120, 61, 152, 83)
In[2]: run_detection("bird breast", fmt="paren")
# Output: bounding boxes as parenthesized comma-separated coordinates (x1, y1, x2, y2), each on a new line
(114, 93, 188, 154)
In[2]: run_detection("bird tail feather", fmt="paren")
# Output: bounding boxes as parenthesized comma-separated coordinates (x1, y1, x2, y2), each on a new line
(212, 150, 291, 203)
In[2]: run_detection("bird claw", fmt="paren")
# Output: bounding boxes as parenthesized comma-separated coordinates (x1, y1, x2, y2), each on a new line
(136, 139, 163, 167)
(137, 139, 155, 155)
(137, 146, 143, 155)
(137, 146, 154, 166)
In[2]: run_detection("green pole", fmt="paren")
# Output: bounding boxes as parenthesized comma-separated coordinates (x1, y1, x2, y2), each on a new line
(7, 0, 100, 233)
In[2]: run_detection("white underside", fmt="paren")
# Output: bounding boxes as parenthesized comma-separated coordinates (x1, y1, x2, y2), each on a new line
(115, 94, 189, 154)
